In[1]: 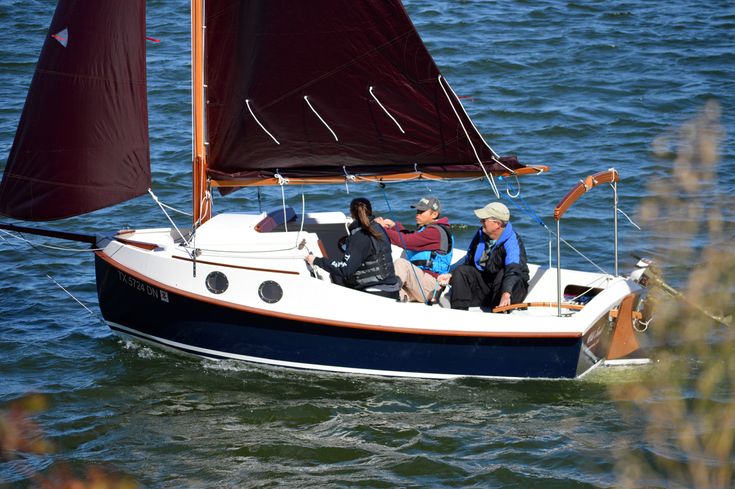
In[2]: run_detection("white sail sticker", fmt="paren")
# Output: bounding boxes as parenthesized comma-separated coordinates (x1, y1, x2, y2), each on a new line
(51, 28, 68, 47)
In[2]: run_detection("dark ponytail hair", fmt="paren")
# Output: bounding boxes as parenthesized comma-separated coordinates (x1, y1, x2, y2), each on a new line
(350, 198, 382, 239)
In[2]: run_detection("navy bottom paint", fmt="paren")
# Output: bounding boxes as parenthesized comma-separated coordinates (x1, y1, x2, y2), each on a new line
(95, 255, 585, 379)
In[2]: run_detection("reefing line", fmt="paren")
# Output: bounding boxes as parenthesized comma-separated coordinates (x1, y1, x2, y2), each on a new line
(304, 96, 339, 142)
(369, 86, 405, 134)
(246, 99, 281, 145)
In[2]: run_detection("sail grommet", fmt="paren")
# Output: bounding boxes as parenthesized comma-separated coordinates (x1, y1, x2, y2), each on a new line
(258, 281, 283, 304)
(205, 271, 229, 294)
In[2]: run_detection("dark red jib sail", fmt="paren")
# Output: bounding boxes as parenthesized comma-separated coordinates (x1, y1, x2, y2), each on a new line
(0, 0, 150, 221)
(204, 0, 526, 181)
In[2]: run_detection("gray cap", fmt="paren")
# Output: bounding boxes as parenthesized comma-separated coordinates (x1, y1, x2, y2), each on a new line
(411, 196, 441, 212)
(474, 202, 510, 222)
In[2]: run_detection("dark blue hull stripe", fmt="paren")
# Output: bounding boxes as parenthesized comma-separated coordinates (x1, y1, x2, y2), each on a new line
(95, 254, 592, 379)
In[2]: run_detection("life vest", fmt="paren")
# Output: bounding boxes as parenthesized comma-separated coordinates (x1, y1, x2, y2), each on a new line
(405, 223, 454, 275)
(346, 223, 396, 289)
(469, 228, 495, 271)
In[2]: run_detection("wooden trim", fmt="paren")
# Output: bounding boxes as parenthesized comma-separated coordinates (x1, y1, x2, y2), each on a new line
(191, 0, 210, 225)
(554, 169, 619, 221)
(171, 255, 300, 275)
(210, 166, 549, 188)
(492, 302, 586, 313)
(607, 293, 642, 360)
(115, 237, 160, 251)
(97, 251, 581, 339)
(609, 308, 643, 320)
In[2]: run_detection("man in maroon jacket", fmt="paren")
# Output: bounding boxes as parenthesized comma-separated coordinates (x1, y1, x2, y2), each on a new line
(375, 196, 454, 303)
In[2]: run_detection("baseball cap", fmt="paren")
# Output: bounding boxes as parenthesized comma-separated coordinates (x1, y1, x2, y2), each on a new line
(474, 202, 510, 222)
(411, 196, 441, 212)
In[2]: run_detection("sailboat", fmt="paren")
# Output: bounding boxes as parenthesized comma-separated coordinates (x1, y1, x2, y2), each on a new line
(0, 0, 653, 379)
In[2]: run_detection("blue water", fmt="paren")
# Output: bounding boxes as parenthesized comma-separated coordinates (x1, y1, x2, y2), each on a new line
(1, 1, 734, 487)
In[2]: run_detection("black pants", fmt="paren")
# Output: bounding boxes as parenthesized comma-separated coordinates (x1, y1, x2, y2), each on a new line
(449, 265, 526, 310)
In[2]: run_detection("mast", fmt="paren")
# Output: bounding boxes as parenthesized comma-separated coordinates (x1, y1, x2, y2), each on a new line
(191, 0, 210, 225)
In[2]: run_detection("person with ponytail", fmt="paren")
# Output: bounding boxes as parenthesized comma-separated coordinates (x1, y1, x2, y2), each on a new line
(306, 198, 401, 299)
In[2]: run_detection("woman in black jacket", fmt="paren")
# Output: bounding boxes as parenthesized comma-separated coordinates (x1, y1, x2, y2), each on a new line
(306, 198, 401, 299)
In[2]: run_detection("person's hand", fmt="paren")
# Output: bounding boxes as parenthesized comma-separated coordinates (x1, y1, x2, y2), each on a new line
(437, 273, 452, 286)
(375, 217, 394, 228)
(305, 253, 316, 266)
(498, 292, 512, 307)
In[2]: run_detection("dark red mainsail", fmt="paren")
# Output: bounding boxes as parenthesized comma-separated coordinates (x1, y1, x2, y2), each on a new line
(204, 0, 525, 181)
(0, 0, 150, 221)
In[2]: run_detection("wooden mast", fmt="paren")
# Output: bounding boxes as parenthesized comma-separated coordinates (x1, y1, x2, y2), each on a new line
(191, 0, 210, 225)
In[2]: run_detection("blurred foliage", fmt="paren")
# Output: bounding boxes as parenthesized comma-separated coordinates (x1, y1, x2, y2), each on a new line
(612, 101, 734, 489)
(1, 394, 138, 488)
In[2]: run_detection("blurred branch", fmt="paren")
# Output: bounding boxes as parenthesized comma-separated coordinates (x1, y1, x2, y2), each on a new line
(612, 101, 734, 489)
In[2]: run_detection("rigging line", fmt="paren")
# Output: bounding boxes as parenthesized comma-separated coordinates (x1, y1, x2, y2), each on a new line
(438, 76, 518, 175)
(245, 99, 281, 145)
(343, 166, 356, 194)
(46, 274, 98, 318)
(274, 171, 289, 232)
(159, 200, 192, 217)
(437, 75, 500, 199)
(368, 86, 405, 134)
(295, 192, 306, 250)
(304, 96, 338, 142)
(498, 178, 610, 274)
(617, 207, 641, 230)
(500, 177, 547, 229)
(148, 189, 190, 245)
(503, 174, 521, 199)
(559, 236, 609, 275)
(0, 229, 103, 252)
(487, 190, 608, 275)
(438, 76, 499, 159)
(379, 185, 430, 304)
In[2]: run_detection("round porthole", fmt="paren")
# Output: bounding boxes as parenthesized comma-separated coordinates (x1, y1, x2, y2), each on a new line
(205, 271, 229, 294)
(258, 280, 283, 304)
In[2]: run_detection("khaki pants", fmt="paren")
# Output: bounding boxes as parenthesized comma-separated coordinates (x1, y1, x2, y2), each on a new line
(394, 258, 441, 303)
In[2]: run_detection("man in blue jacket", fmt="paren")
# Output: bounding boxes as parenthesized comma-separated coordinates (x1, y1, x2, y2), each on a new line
(437, 202, 529, 310)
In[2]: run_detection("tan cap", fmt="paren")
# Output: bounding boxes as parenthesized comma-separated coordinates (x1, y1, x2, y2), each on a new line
(474, 202, 510, 222)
